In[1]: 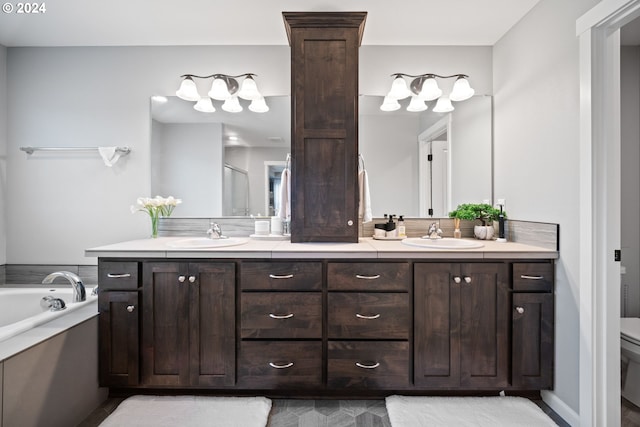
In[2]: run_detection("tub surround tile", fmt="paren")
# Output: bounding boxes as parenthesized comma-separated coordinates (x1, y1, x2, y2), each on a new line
(4, 264, 98, 285)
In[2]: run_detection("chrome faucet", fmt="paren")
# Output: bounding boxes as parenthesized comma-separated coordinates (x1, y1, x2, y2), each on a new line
(42, 271, 86, 302)
(428, 222, 443, 240)
(206, 222, 227, 239)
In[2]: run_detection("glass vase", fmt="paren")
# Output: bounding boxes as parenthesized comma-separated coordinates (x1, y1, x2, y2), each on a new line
(150, 211, 159, 238)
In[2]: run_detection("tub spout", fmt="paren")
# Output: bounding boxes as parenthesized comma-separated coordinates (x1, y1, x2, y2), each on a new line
(42, 271, 86, 302)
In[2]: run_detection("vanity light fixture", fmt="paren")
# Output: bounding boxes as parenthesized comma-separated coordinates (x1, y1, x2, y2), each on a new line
(381, 73, 474, 112)
(175, 73, 268, 113)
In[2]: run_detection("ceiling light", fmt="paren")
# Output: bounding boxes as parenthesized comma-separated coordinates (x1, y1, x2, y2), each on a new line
(249, 96, 269, 113)
(175, 77, 200, 102)
(222, 96, 243, 113)
(381, 73, 474, 112)
(237, 75, 261, 100)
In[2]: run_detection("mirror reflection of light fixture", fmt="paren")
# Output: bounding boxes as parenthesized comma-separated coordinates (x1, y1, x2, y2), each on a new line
(175, 73, 267, 113)
(381, 73, 474, 112)
(249, 96, 270, 113)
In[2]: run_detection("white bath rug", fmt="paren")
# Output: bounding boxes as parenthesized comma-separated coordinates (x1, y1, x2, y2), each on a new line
(385, 395, 557, 427)
(99, 395, 272, 427)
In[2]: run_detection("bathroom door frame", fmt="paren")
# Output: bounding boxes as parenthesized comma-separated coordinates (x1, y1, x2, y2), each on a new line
(577, 1, 640, 425)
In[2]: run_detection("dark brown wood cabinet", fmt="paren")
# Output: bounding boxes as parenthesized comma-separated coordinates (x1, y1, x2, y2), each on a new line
(414, 263, 510, 389)
(98, 261, 140, 387)
(142, 261, 235, 387)
(283, 12, 367, 243)
(512, 263, 555, 389)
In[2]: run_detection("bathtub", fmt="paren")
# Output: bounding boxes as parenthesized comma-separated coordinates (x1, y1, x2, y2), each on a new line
(0, 287, 98, 343)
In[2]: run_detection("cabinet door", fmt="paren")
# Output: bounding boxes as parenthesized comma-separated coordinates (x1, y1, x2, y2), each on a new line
(98, 291, 139, 387)
(284, 13, 366, 243)
(458, 263, 509, 388)
(142, 262, 190, 386)
(189, 262, 235, 387)
(414, 263, 460, 388)
(512, 293, 554, 389)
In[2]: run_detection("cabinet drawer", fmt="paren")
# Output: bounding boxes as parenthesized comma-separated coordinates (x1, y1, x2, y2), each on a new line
(241, 262, 322, 291)
(513, 263, 553, 292)
(328, 262, 410, 291)
(98, 261, 139, 290)
(238, 341, 322, 388)
(328, 341, 409, 389)
(241, 292, 322, 339)
(328, 293, 409, 339)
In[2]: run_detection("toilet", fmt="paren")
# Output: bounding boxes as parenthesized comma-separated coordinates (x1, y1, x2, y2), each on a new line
(621, 317, 640, 406)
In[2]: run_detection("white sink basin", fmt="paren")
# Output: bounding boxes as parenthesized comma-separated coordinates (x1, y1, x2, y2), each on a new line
(401, 237, 484, 249)
(167, 237, 248, 249)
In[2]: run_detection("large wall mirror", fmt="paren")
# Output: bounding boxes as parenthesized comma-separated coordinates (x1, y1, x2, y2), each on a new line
(150, 94, 492, 218)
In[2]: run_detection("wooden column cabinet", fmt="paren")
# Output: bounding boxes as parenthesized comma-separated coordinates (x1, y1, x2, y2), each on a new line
(414, 263, 510, 389)
(142, 261, 235, 387)
(283, 12, 367, 243)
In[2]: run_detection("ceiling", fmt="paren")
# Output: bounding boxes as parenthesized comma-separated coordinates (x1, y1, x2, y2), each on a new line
(0, 0, 540, 47)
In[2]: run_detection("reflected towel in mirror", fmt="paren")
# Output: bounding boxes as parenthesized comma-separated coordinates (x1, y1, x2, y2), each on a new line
(358, 169, 373, 223)
(279, 167, 291, 220)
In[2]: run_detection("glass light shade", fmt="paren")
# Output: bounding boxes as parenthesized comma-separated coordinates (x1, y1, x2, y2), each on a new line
(449, 77, 475, 101)
(407, 96, 427, 112)
(388, 76, 412, 99)
(222, 96, 243, 113)
(193, 97, 216, 113)
(237, 76, 261, 100)
(433, 96, 454, 113)
(175, 77, 200, 101)
(208, 77, 232, 100)
(418, 77, 442, 101)
(249, 96, 269, 113)
(380, 96, 401, 112)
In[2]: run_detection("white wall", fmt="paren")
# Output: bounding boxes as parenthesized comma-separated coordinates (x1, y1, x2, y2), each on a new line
(621, 46, 640, 317)
(5, 45, 491, 265)
(493, 0, 600, 418)
(0, 44, 6, 266)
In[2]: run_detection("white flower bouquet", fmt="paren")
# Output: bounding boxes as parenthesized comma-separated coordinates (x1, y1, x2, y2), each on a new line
(131, 195, 182, 238)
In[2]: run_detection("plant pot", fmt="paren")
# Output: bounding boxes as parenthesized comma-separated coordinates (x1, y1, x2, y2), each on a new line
(474, 225, 494, 240)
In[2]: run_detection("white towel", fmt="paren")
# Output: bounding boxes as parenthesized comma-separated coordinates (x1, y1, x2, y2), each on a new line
(98, 146, 122, 167)
(278, 168, 291, 220)
(358, 169, 373, 223)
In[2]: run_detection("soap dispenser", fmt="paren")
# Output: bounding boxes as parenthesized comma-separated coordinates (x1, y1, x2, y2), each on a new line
(386, 214, 397, 238)
(397, 215, 406, 238)
(496, 205, 507, 243)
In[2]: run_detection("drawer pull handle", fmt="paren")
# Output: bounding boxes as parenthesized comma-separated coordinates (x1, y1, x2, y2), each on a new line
(107, 273, 131, 278)
(355, 362, 380, 369)
(520, 275, 544, 280)
(269, 313, 294, 319)
(515, 306, 525, 314)
(356, 274, 380, 280)
(356, 313, 381, 320)
(269, 274, 294, 279)
(269, 362, 294, 369)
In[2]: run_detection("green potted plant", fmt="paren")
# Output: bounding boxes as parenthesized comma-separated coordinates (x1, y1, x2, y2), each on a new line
(448, 203, 506, 240)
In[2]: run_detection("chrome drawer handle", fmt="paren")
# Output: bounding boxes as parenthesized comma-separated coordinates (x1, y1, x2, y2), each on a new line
(126, 305, 135, 313)
(269, 274, 294, 279)
(520, 275, 544, 280)
(515, 306, 525, 314)
(356, 313, 380, 320)
(269, 313, 294, 319)
(356, 274, 380, 280)
(355, 362, 380, 369)
(269, 362, 294, 369)
(107, 273, 131, 278)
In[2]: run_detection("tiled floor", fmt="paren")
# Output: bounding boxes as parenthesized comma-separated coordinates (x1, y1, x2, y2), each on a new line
(623, 398, 640, 426)
(78, 396, 568, 426)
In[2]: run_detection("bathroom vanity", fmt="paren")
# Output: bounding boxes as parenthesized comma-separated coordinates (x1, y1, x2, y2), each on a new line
(88, 237, 556, 395)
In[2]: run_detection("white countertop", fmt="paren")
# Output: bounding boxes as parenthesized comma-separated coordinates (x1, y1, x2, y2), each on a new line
(85, 236, 558, 260)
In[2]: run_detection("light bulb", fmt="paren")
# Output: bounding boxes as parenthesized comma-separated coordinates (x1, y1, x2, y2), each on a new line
(194, 97, 216, 113)
(407, 96, 427, 112)
(418, 77, 442, 101)
(208, 77, 231, 100)
(222, 96, 243, 113)
(380, 96, 401, 112)
(388, 76, 412, 99)
(238, 76, 261, 100)
(450, 76, 475, 101)
(176, 77, 200, 102)
(249, 97, 269, 113)
(433, 96, 454, 113)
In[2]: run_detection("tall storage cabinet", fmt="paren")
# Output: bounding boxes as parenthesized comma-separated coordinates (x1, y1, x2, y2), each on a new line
(283, 12, 366, 243)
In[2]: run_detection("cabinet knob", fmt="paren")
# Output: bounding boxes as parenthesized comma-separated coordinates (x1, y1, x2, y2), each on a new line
(453, 276, 462, 284)
(464, 276, 472, 284)
(347, 220, 354, 226)
(515, 306, 525, 314)
(189, 275, 196, 283)
(126, 305, 135, 313)
(178, 275, 186, 283)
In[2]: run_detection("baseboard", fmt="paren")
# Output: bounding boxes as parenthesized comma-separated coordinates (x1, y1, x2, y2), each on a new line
(541, 390, 579, 426)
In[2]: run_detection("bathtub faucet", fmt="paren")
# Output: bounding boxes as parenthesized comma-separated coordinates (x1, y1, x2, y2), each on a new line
(42, 271, 86, 302)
